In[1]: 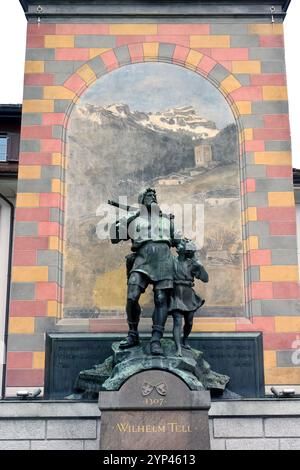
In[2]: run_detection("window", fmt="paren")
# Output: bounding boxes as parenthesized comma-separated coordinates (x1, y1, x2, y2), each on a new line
(0, 136, 8, 162)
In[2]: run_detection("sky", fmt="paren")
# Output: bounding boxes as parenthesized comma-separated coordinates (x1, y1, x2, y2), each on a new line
(0, 0, 299, 167)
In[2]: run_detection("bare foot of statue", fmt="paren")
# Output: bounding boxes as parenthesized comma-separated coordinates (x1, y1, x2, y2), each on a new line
(181, 339, 192, 350)
(119, 334, 140, 349)
(150, 341, 164, 356)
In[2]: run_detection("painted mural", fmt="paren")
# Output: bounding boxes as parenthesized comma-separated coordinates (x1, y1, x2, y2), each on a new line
(64, 62, 244, 318)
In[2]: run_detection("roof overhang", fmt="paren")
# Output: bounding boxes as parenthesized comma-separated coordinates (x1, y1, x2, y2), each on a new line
(19, 1, 292, 21)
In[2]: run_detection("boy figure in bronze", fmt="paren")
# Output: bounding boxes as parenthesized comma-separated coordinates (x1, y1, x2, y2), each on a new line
(169, 239, 209, 356)
(110, 188, 180, 355)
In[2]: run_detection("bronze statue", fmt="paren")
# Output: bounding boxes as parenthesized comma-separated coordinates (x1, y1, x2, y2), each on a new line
(109, 188, 180, 355)
(169, 239, 209, 356)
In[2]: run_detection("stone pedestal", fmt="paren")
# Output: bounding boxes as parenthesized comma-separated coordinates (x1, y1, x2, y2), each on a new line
(99, 370, 211, 450)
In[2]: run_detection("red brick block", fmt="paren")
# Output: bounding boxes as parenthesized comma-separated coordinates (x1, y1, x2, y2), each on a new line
(20, 152, 53, 165)
(36, 282, 58, 300)
(251, 282, 274, 299)
(6, 369, 44, 387)
(10, 300, 47, 317)
(197, 55, 217, 75)
(264, 333, 298, 350)
(28, 24, 56, 35)
(250, 250, 272, 266)
(253, 128, 290, 141)
(22, 126, 53, 140)
(116, 35, 145, 47)
(260, 35, 284, 47)
(41, 139, 62, 153)
(101, 50, 119, 71)
(245, 178, 256, 193)
(13, 251, 37, 266)
(231, 86, 263, 101)
(251, 74, 286, 86)
(236, 316, 275, 333)
(26, 36, 44, 48)
(211, 48, 249, 61)
(267, 166, 292, 178)
(146, 35, 189, 47)
(39, 193, 63, 208)
(195, 48, 212, 57)
(158, 24, 210, 35)
(128, 43, 144, 62)
(42, 113, 65, 126)
(55, 48, 90, 61)
(64, 74, 87, 94)
(38, 221, 61, 237)
(16, 208, 50, 222)
(264, 114, 290, 129)
(273, 282, 299, 299)
(89, 319, 127, 333)
(245, 140, 265, 152)
(257, 207, 296, 221)
(173, 45, 189, 63)
(269, 221, 296, 235)
(14, 237, 49, 251)
(56, 24, 109, 35)
(24, 73, 54, 86)
(7, 352, 33, 369)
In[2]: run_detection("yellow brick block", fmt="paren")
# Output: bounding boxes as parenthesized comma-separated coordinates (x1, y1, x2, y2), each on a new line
(246, 207, 257, 221)
(185, 50, 203, 69)
(44, 86, 76, 100)
(254, 151, 292, 166)
(268, 191, 295, 207)
(192, 318, 236, 332)
(248, 24, 283, 35)
(52, 153, 62, 166)
(77, 64, 97, 85)
(143, 42, 159, 60)
(275, 317, 300, 333)
(45, 35, 74, 48)
(25, 61, 44, 74)
(260, 265, 299, 282)
(18, 166, 41, 180)
(12, 266, 48, 283)
(23, 100, 54, 113)
(221, 75, 241, 94)
(190, 35, 230, 48)
(47, 300, 61, 317)
(249, 236, 259, 250)
(9, 317, 35, 334)
(232, 61, 261, 74)
(33, 352, 45, 369)
(244, 128, 253, 141)
(109, 24, 157, 35)
(52, 179, 65, 194)
(17, 193, 40, 208)
(235, 101, 252, 115)
(265, 367, 300, 385)
(264, 351, 277, 368)
(49, 236, 63, 253)
(89, 48, 109, 59)
(263, 86, 288, 101)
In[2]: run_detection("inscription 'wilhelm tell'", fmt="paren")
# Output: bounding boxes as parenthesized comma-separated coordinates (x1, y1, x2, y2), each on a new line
(115, 422, 192, 433)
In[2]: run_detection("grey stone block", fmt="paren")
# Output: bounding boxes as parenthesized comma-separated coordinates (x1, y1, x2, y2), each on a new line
(265, 418, 300, 437)
(247, 221, 270, 237)
(21, 113, 42, 126)
(210, 438, 226, 450)
(245, 165, 266, 178)
(52, 125, 64, 140)
(259, 236, 297, 250)
(241, 115, 264, 128)
(15, 222, 38, 237)
(262, 61, 286, 74)
(252, 101, 289, 115)
(0, 440, 30, 450)
(31, 440, 84, 450)
(35, 317, 57, 334)
(37, 250, 60, 266)
(159, 43, 176, 60)
(245, 152, 255, 165)
(245, 192, 269, 207)
(0, 420, 46, 440)
(84, 440, 100, 450)
(41, 165, 62, 180)
(276, 350, 297, 367)
(226, 438, 279, 450)
(271, 249, 299, 265)
(48, 266, 63, 285)
(20, 140, 40, 153)
(50, 207, 64, 223)
(45, 61, 84, 74)
(249, 300, 262, 316)
(280, 439, 300, 450)
(88, 56, 107, 77)
(10, 283, 35, 300)
(234, 74, 251, 86)
(208, 64, 230, 84)
(230, 35, 260, 47)
(18, 179, 52, 193)
(261, 299, 300, 316)
(54, 73, 75, 85)
(26, 48, 55, 61)
(255, 179, 293, 192)
(114, 45, 131, 66)
(214, 418, 263, 438)
(23, 87, 44, 100)
(211, 24, 248, 35)
(250, 48, 285, 62)
(75, 35, 116, 48)
(246, 266, 260, 283)
(265, 141, 291, 151)
(54, 100, 73, 113)
(47, 419, 97, 439)
(7, 334, 45, 352)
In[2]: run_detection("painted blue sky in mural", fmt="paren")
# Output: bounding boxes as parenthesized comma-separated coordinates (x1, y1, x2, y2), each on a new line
(82, 62, 235, 129)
